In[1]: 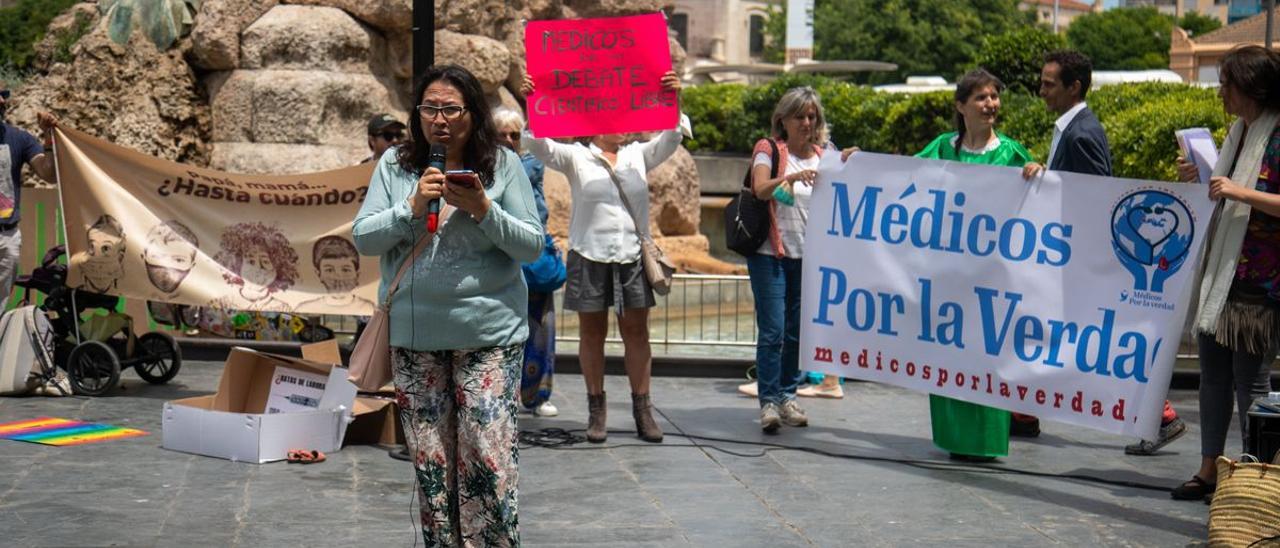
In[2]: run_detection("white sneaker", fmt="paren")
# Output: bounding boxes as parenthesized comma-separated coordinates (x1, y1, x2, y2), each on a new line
(761, 403, 781, 434)
(779, 400, 809, 427)
(534, 401, 559, 417)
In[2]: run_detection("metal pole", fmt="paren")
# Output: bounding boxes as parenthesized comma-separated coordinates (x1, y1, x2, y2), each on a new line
(413, 0, 434, 84)
(1053, 0, 1059, 35)
(1267, 0, 1275, 50)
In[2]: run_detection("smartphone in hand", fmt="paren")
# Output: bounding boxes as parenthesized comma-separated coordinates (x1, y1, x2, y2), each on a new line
(445, 170, 479, 189)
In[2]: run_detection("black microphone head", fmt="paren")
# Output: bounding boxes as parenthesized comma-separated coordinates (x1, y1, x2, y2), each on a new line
(428, 143, 446, 169)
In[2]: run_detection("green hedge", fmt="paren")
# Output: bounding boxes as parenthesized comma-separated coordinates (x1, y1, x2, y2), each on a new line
(681, 80, 1229, 181)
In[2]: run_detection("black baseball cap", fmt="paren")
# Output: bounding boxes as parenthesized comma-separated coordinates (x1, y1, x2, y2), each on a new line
(368, 114, 405, 135)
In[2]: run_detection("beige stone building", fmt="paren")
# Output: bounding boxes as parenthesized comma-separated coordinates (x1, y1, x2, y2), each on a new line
(1018, 0, 1104, 31)
(1122, 0, 1266, 25)
(1169, 6, 1279, 83)
(670, 0, 780, 68)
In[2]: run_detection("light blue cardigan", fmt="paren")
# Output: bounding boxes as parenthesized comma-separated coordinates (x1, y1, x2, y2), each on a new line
(352, 147, 543, 352)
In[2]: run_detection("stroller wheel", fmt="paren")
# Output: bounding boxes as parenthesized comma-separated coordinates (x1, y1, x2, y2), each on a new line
(66, 340, 121, 396)
(135, 332, 182, 384)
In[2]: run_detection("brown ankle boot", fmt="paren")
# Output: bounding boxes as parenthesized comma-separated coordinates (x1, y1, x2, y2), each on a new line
(586, 392, 607, 443)
(632, 393, 663, 443)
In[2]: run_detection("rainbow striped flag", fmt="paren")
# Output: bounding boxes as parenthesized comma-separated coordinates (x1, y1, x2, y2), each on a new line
(0, 417, 148, 446)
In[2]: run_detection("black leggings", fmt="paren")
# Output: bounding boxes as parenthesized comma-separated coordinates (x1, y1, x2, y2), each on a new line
(1197, 334, 1275, 457)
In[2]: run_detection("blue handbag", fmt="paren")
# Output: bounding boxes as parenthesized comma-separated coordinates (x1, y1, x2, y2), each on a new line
(522, 233, 566, 293)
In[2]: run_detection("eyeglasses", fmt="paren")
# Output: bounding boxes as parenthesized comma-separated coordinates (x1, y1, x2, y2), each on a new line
(502, 131, 521, 141)
(374, 130, 405, 141)
(416, 104, 467, 121)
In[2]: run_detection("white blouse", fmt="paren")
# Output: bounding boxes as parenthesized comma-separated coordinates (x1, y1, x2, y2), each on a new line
(522, 115, 690, 264)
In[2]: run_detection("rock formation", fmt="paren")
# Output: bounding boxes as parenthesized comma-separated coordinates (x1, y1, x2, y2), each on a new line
(201, 4, 410, 173)
(10, 3, 209, 165)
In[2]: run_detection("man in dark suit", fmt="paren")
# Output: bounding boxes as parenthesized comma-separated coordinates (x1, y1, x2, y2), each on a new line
(1019, 51, 1187, 456)
(1022, 50, 1112, 178)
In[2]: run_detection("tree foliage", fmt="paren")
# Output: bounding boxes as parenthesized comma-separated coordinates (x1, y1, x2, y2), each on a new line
(0, 0, 80, 71)
(1066, 7, 1173, 70)
(762, 0, 1031, 84)
(976, 26, 1067, 96)
(1176, 11, 1222, 38)
(814, 0, 1031, 84)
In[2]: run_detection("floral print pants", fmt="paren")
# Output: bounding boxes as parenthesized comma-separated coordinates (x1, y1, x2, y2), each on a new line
(393, 344, 521, 548)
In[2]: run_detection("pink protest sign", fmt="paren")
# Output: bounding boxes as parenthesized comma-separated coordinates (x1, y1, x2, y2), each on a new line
(524, 13, 677, 138)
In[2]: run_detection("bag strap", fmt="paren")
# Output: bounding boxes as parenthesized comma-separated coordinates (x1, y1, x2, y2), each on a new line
(742, 139, 781, 191)
(383, 204, 453, 306)
(593, 154, 647, 238)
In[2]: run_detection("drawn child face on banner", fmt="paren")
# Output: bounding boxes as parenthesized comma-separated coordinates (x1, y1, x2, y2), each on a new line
(312, 236, 359, 294)
(80, 214, 125, 293)
(214, 222, 299, 301)
(142, 220, 199, 294)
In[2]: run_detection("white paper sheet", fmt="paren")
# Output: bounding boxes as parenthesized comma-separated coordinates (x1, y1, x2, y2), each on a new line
(1175, 127, 1218, 185)
(266, 366, 329, 414)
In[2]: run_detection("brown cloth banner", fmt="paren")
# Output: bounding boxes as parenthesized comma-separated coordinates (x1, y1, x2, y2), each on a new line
(55, 126, 378, 317)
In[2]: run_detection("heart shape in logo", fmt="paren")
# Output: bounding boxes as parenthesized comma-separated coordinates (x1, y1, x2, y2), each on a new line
(1126, 205, 1179, 262)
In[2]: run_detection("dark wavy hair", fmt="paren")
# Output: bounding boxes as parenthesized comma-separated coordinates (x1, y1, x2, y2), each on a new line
(1220, 45, 1280, 110)
(953, 69, 1005, 155)
(214, 222, 299, 293)
(396, 64, 499, 188)
(1044, 50, 1093, 100)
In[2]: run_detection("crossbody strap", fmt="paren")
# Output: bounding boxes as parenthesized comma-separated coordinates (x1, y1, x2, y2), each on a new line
(593, 154, 647, 237)
(383, 204, 453, 306)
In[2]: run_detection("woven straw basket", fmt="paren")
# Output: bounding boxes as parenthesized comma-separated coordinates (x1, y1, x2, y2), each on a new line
(1208, 454, 1280, 547)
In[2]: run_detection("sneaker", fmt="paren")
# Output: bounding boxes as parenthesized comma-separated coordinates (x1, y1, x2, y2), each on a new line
(779, 400, 809, 427)
(737, 381, 758, 397)
(760, 403, 781, 434)
(1124, 417, 1186, 455)
(534, 401, 559, 417)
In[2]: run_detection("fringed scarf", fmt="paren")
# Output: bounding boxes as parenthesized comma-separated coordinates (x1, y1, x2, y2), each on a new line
(1192, 110, 1280, 354)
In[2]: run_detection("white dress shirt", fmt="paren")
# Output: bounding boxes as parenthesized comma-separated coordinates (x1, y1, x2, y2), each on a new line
(1046, 101, 1088, 167)
(522, 115, 689, 264)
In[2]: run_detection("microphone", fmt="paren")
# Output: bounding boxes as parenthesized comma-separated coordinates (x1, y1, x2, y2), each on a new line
(426, 143, 446, 232)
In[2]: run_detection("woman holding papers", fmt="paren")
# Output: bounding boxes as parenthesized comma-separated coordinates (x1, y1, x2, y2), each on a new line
(916, 69, 1034, 461)
(353, 64, 542, 546)
(520, 71, 685, 444)
(1172, 45, 1280, 502)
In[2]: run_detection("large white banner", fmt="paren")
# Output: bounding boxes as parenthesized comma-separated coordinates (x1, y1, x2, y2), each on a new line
(801, 153, 1216, 438)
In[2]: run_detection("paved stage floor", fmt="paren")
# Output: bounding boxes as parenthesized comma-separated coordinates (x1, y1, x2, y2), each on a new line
(0, 359, 1216, 547)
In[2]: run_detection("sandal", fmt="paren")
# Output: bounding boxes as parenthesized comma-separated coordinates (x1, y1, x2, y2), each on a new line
(1170, 475, 1214, 501)
(286, 449, 326, 464)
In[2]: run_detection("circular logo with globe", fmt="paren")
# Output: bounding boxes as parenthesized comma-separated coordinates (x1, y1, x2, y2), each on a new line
(1110, 189, 1195, 293)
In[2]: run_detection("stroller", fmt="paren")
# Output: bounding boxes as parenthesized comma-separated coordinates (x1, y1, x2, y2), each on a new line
(13, 245, 182, 396)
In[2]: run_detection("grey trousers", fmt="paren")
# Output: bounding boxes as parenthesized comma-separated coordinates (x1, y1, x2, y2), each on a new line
(1198, 333, 1275, 457)
(0, 227, 20, 303)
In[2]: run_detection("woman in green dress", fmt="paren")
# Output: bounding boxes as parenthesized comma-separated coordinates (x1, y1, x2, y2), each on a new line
(915, 68, 1033, 461)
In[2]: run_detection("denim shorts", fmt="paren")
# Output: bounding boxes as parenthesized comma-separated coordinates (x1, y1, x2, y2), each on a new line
(562, 250, 655, 312)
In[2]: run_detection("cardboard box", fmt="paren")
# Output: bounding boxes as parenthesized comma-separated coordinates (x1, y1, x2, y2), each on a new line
(161, 346, 357, 463)
(345, 396, 404, 447)
(300, 339, 404, 447)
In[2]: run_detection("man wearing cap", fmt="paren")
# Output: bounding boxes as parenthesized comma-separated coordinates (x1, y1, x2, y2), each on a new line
(0, 81, 58, 301)
(363, 114, 405, 164)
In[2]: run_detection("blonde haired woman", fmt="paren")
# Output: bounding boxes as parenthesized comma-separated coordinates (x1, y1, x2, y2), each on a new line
(747, 86, 855, 433)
